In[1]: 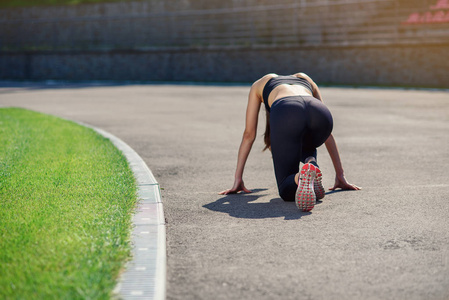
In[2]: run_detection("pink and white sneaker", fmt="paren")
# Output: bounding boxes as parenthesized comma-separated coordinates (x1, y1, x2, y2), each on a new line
(296, 163, 317, 212)
(314, 166, 325, 200)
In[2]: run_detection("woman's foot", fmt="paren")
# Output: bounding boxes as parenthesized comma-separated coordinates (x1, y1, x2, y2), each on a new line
(296, 163, 317, 212)
(303, 156, 325, 200)
(314, 166, 325, 200)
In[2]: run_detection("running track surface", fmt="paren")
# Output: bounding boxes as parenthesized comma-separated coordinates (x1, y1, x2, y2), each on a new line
(1, 82, 448, 300)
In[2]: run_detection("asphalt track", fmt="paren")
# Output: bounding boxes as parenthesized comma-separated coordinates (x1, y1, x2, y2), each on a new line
(1, 82, 448, 300)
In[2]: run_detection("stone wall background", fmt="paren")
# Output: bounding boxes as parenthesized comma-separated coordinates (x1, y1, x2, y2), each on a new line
(1, 0, 448, 87)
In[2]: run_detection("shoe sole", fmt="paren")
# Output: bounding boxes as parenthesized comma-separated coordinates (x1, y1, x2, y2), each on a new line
(314, 167, 325, 200)
(296, 163, 317, 212)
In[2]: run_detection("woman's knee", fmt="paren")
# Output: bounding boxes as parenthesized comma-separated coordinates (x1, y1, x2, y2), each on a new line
(278, 180, 296, 202)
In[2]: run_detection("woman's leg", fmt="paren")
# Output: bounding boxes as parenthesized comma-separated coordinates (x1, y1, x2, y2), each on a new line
(270, 97, 333, 202)
(301, 97, 333, 162)
(270, 98, 307, 201)
(299, 98, 333, 203)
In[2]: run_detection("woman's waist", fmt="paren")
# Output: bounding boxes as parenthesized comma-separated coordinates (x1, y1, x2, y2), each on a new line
(269, 94, 318, 108)
(268, 87, 313, 106)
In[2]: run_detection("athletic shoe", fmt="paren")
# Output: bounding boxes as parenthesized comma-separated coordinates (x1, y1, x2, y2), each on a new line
(314, 166, 325, 200)
(296, 163, 317, 212)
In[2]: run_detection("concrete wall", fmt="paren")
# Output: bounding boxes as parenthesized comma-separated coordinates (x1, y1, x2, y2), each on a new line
(2, 44, 447, 87)
(1, 0, 449, 87)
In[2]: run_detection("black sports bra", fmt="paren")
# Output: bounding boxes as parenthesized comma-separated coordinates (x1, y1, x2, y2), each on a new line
(262, 75, 314, 112)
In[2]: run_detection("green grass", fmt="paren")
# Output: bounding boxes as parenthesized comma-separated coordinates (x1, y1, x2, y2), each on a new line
(0, 108, 138, 299)
(0, 0, 133, 8)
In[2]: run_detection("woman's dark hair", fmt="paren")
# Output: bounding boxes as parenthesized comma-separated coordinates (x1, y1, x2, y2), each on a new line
(263, 110, 271, 151)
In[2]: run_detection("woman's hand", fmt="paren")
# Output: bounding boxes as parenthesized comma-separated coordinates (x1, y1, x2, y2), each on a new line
(219, 179, 252, 195)
(329, 174, 361, 191)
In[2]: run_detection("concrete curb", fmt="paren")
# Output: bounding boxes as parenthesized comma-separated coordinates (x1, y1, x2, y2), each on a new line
(79, 123, 166, 300)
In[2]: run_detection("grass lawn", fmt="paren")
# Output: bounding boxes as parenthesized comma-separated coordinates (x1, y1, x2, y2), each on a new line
(0, 108, 137, 299)
(0, 0, 132, 8)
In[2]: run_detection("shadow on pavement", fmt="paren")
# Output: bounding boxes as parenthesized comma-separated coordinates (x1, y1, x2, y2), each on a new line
(204, 189, 313, 220)
(325, 189, 346, 195)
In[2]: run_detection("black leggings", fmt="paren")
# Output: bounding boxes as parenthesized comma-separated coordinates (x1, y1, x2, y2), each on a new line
(270, 96, 333, 201)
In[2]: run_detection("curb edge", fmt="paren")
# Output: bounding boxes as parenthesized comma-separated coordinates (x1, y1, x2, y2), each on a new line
(80, 123, 166, 300)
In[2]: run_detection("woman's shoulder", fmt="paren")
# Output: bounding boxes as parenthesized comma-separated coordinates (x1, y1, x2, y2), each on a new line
(263, 73, 278, 79)
(292, 72, 316, 87)
(292, 72, 312, 80)
(249, 73, 277, 99)
(253, 73, 277, 87)
(256, 73, 278, 83)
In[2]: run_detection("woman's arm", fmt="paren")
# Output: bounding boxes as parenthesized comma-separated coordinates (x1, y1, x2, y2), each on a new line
(325, 133, 361, 191)
(219, 82, 262, 195)
(297, 72, 361, 190)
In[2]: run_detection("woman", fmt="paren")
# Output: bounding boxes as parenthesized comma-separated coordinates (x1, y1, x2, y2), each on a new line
(219, 73, 360, 212)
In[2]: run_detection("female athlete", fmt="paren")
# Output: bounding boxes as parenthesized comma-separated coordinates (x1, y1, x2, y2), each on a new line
(219, 73, 361, 211)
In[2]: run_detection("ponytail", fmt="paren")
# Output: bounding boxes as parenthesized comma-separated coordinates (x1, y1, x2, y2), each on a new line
(263, 110, 271, 151)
